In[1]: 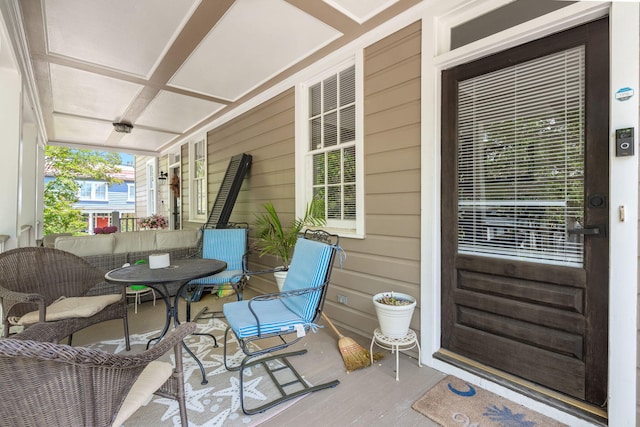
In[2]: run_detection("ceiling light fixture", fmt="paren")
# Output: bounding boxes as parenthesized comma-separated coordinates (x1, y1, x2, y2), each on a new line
(113, 122, 133, 133)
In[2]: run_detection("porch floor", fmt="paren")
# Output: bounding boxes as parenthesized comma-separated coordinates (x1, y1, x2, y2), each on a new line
(72, 286, 443, 426)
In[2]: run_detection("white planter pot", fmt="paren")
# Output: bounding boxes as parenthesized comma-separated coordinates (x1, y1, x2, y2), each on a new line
(274, 270, 288, 292)
(373, 292, 416, 338)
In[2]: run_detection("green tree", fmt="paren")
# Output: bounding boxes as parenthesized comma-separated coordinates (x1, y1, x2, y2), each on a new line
(44, 147, 123, 235)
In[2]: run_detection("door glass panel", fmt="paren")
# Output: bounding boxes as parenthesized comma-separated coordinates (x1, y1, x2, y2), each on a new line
(457, 46, 585, 266)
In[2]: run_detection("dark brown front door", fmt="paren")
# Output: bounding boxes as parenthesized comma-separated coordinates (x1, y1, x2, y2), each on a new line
(440, 18, 609, 407)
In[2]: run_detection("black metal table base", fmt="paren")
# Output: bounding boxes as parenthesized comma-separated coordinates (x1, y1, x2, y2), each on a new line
(104, 259, 227, 386)
(143, 283, 212, 385)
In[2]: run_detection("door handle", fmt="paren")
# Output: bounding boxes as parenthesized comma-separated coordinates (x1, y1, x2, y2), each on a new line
(568, 225, 605, 236)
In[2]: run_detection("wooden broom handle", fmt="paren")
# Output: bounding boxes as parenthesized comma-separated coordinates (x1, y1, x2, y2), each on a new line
(321, 312, 344, 338)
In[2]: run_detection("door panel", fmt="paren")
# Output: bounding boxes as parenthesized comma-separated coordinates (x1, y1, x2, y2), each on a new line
(441, 18, 609, 406)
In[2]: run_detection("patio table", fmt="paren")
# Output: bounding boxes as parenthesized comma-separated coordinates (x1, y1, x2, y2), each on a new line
(105, 257, 226, 384)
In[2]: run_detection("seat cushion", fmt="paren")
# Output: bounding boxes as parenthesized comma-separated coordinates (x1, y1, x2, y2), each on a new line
(223, 299, 304, 339)
(201, 228, 246, 270)
(112, 361, 173, 426)
(154, 229, 199, 250)
(16, 294, 122, 326)
(281, 238, 333, 321)
(113, 231, 157, 254)
(54, 234, 115, 256)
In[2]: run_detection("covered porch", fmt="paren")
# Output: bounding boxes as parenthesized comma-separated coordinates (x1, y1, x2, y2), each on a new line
(1, 1, 638, 426)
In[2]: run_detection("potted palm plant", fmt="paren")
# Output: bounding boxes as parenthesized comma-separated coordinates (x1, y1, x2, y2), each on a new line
(255, 199, 325, 290)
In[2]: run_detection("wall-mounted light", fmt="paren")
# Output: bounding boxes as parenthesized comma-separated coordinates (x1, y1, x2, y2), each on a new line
(158, 171, 168, 183)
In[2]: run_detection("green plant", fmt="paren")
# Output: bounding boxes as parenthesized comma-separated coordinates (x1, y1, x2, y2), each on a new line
(375, 292, 413, 306)
(254, 200, 326, 269)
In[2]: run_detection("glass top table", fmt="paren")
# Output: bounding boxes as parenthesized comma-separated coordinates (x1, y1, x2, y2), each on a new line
(105, 257, 226, 384)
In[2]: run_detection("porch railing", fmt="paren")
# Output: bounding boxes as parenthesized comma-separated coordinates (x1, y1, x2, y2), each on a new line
(119, 216, 140, 232)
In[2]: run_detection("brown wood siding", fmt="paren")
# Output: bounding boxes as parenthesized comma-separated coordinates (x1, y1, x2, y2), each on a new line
(324, 20, 422, 340)
(186, 21, 422, 342)
(204, 89, 296, 293)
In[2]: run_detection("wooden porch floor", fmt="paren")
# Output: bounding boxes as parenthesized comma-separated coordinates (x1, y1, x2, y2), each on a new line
(73, 287, 443, 426)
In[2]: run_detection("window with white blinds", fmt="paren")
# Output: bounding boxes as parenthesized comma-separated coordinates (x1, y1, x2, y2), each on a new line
(308, 64, 357, 225)
(457, 46, 585, 266)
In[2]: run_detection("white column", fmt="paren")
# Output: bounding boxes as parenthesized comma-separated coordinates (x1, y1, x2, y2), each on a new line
(0, 67, 22, 251)
(18, 121, 38, 246)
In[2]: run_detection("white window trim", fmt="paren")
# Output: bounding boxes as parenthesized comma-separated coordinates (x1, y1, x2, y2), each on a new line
(295, 51, 365, 239)
(146, 159, 156, 216)
(189, 137, 207, 222)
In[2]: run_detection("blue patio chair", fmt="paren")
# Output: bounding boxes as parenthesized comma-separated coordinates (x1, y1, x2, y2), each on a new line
(222, 229, 341, 415)
(182, 224, 249, 345)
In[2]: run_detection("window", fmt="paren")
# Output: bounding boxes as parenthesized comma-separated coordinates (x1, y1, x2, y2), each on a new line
(457, 46, 585, 266)
(298, 58, 363, 236)
(190, 138, 207, 221)
(146, 160, 156, 216)
(78, 181, 108, 201)
(127, 184, 135, 202)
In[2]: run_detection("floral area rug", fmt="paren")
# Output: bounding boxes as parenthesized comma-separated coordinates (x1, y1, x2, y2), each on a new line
(89, 318, 304, 427)
(412, 375, 567, 427)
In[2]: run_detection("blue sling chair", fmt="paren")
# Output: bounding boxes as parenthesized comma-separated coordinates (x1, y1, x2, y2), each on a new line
(222, 229, 341, 415)
(183, 225, 249, 347)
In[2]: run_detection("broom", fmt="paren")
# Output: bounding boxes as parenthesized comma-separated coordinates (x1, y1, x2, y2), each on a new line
(321, 312, 383, 372)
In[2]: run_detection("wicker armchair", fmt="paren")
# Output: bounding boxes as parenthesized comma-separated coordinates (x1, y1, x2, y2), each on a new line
(0, 247, 130, 349)
(0, 322, 196, 426)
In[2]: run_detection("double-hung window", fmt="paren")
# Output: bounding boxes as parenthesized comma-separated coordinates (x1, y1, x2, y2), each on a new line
(298, 57, 363, 237)
(190, 138, 207, 221)
(78, 181, 108, 201)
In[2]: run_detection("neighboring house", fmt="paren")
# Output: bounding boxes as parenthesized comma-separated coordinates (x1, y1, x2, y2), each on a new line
(45, 165, 135, 233)
(2, 1, 639, 426)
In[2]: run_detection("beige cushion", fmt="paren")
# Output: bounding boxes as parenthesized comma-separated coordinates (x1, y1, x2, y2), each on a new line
(42, 233, 72, 248)
(55, 234, 115, 256)
(16, 294, 121, 326)
(155, 229, 199, 250)
(114, 231, 157, 254)
(112, 361, 173, 426)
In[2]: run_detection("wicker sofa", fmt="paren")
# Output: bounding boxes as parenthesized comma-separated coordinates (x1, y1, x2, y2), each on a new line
(53, 229, 200, 300)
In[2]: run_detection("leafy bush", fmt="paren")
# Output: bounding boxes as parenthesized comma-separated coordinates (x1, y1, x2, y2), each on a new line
(94, 226, 118, 234)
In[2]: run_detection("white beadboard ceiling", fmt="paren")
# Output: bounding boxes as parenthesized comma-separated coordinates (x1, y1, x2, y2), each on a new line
(15, 0, 418, 155)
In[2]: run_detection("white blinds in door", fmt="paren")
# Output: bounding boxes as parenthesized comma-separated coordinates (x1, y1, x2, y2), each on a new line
(457, 46, 585, 266)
